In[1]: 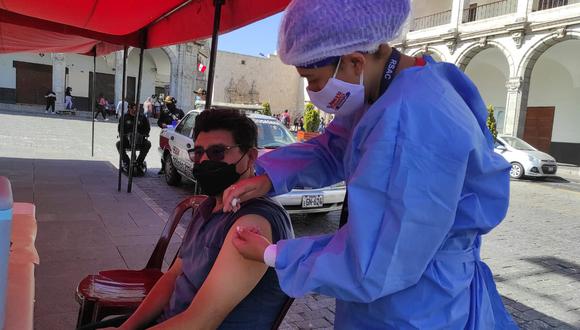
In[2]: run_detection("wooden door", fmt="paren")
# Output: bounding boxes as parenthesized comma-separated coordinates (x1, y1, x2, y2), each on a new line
(14, 61, 52, 105)
(523, 107, 555, 153)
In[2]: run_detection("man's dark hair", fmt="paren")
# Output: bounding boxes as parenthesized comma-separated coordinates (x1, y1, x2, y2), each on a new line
(194, 108, 258, 153)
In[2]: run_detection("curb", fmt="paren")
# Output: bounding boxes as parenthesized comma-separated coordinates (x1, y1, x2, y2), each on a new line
(557, 166, 580, 178)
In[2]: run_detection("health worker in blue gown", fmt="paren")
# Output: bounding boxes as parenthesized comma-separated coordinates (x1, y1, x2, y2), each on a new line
(225, 0, 519, 328)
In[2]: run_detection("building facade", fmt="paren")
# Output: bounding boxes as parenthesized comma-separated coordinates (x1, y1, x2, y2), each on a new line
(0, 41, 208, 114)
(0, 43, 305, 119)
(211, 51, 304, 115)
(396, 0, 580, 165)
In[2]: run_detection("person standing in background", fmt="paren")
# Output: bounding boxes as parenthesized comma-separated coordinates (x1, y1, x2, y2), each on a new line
(116, 98, 128, 119)
(143, 97, 153, 119)
(45, 90, 56, 114)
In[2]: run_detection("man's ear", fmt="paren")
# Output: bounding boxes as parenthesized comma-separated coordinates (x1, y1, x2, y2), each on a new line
(247, 147, 259, 163)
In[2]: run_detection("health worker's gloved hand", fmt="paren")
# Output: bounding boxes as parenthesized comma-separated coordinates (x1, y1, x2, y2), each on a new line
(222, 174, 273, 213)
(232, 226, 271, 263)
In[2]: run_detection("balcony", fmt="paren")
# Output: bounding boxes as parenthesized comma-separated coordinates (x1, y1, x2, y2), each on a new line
(463, 0, 518, 22)
(410, 10, 452, 31)
(535, 0, 580, 11)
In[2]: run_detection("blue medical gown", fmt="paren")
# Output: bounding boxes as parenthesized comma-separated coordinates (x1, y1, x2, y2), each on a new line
(256, 59, 518, 329)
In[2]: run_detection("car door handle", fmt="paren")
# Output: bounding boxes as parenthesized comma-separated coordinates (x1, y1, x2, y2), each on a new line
(186, 144, 191, 148)
(170, 136, 174, 140)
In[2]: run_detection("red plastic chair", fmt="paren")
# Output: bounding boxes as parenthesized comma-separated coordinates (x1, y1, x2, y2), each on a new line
(75, 195, 207, 328)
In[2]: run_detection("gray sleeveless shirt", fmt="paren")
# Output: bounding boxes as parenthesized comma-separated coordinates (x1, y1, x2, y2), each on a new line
(158, 196, 294, 329)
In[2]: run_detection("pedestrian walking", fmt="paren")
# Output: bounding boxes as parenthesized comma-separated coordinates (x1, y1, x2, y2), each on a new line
(64, 87, 74, 110)
(95, 94, 108, 120)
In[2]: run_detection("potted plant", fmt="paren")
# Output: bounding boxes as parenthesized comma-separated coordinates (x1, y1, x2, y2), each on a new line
(297, 102, 321, 141)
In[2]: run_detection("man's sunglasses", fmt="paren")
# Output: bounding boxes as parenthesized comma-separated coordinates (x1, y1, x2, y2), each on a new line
(188, 145, 240, 163)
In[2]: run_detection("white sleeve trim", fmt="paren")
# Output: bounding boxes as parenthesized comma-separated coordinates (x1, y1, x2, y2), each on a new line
(264, 244, 278, 267)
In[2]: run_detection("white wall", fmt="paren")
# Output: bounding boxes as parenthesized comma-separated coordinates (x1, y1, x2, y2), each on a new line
(412, 0, 453, 19)
(528, 40, 580, 143)
(127, 50, 157, 103)
(465, 47, 509, 105)
(0, 53, 52, 89)
(65, 54, 114, 98)
(147, 48, 171, 88)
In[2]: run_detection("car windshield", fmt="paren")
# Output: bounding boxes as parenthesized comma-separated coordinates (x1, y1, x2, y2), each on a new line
(501, 136, 536, 151)
(255, 119, 296, 148)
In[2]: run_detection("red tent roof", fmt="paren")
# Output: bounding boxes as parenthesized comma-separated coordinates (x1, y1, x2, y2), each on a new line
(0, 0, 289, 54)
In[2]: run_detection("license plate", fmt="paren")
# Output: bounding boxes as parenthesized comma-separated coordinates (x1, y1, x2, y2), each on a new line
(302, 195, 324, 208)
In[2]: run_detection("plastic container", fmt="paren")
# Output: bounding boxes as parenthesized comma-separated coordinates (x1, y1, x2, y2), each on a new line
(0, 177, 13, 328)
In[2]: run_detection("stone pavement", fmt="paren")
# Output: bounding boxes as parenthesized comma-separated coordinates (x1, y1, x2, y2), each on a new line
(1, 111, 580, 329)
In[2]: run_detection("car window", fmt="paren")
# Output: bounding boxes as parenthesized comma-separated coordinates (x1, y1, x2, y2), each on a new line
(494, 139, 504, 148)
(175, 113, 196, 137)
(254, 119, 296, 148)
(501, 136, 535, 151)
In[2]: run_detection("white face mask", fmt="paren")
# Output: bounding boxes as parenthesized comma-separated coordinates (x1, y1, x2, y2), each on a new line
(307, 58, 365, 117)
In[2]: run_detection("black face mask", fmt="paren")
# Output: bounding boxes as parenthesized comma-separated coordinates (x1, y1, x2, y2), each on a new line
(192, 154, 247, 196)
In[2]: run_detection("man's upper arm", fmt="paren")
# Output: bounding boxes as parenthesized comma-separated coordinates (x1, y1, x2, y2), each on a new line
(179, 214, 273, 328)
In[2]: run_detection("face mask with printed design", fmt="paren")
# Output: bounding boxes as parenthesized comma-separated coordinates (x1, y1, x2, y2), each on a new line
(307, 57, 365, 117)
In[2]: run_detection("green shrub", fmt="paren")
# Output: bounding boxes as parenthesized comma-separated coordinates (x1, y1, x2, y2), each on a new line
(304, 102, 320, 132)
(487, 105, 498, 140)
(262, 102, 272, 116)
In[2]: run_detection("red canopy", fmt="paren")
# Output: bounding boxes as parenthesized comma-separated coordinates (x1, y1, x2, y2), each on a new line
(0, 0, 289, 54)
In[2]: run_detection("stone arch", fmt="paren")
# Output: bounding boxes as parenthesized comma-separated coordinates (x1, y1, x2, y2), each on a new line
(409, 45, 446, 62)
(516, 29, 580, 83)
(161, 46, 177, 66)
(126, 47, 176, 69)
(455, 39, 515, 76)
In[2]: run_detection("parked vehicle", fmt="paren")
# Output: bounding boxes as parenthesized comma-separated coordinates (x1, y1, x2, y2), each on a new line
(159, 110, 346, 214)
(494, 135, 558, 179)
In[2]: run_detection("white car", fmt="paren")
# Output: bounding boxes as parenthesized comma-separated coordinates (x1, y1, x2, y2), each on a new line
(494, 135, 558, 179)
(159, 110, 346, 214)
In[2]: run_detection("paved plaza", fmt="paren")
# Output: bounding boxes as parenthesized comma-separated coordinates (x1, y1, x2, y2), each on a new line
(0, 110, 579, 329)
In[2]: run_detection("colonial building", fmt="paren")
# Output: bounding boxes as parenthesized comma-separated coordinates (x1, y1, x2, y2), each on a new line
(212, 51, 304, 114)
(0, 42, 305, 118)
(396, 0, 580, 164)
(0, 42, 208, 113)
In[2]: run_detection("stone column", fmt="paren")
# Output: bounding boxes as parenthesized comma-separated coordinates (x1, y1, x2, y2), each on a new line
(169, 58, 178, 98)
(395, 0, 412, 47)
(174, 43, 196, 110)
(114, 50, 127, 105)
(516, 0, 534, 20)
(51, 53, 66, 111)
(450, 0, 469, 29)
(504, 76, 530, 137)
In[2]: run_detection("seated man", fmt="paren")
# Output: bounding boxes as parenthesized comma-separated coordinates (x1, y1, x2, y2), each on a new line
(83, 109, 294, 330)
(116, 103, 151, 173)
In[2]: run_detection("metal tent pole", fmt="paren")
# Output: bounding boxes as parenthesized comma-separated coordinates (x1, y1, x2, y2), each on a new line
(117, 46, 128, 192)
(204, 0, 224, 110)
(91, 49, 96, 157)
(127, 45, 145, 193)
